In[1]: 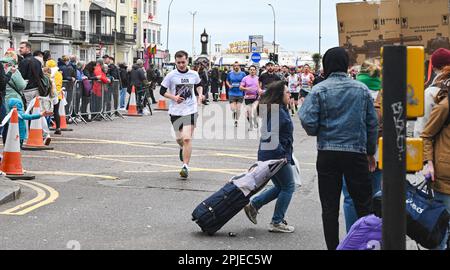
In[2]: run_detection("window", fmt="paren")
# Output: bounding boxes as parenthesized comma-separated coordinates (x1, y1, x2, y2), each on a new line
(120, 16, 126, 33)
(144, 0, 147, 13)
(62, 3, 69, 25)
(80, 49, 87, 62)
(24, 0, 33, 20)
(153, 1, 157, 17)
(62, 10, 69, 25)
(80, 11, 87, 32)
(143, 29, 147, 42)
(120, 0, 125, 3)
(45, 5, 54, 23)
(152, 30, 156, 45)
(157, 30, 161, 44)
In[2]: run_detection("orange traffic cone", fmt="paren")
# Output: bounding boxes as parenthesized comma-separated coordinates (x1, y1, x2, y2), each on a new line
(52, 92, 73, 131)
(155, 98, 169, 111)
(219, 88, 228, 101)
(1, 107, 35, 180)
(125, 86, 143, 117)
(22, 98, 53, 151)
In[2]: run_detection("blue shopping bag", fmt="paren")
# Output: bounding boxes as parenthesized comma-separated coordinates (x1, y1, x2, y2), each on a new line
(406, 177, 450, 249)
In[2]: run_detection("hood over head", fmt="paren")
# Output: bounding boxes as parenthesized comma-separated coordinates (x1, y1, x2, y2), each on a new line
(322, 47, 349, 78)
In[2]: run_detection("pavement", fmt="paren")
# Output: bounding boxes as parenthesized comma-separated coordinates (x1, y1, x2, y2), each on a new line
(0, 179, 21, 205)
(0, 91, 419, 250)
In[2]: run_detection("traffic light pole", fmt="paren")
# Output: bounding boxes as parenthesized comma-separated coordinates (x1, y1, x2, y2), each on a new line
(382, 45, 407, 250)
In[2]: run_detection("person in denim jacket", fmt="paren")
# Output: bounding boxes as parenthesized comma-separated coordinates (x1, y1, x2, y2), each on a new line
(299, 47, 378, 250)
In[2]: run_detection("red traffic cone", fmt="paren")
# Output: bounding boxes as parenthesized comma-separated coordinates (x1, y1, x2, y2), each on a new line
(155, 98, 168, 111)
(125, 86, 143, 117)
(219, 88, 228, 101)
(23, 98, 53, 151)
(1, 107, 35, 180)
(52, 92, 73, 131)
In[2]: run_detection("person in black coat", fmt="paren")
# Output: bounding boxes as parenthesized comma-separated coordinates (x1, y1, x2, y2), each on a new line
(220, 68, 229, 100)
(129, 60, 147, 113)
(18, 41, 44, 103)
(118, 63, 129, 109)
(210, 67, 220, 101)
(145, 64, 157, 104)
(198, 65, 209, 105)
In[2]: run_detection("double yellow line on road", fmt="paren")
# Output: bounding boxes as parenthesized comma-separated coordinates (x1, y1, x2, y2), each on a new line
(0, 181, 59, 216)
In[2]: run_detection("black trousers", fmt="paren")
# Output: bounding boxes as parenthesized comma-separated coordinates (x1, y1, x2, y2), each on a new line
(317, 150, 372, 250)
(53, 100, 61, 129)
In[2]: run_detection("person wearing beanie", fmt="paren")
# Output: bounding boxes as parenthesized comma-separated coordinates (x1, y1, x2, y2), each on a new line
(299, 47, 378, 250)
(414, 48, 450, 137)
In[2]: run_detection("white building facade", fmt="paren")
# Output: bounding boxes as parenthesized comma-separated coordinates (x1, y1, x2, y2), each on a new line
(0, 0, 137, 65)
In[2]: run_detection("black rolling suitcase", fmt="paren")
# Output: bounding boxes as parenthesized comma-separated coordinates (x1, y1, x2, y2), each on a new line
(192, 159, 287, 235)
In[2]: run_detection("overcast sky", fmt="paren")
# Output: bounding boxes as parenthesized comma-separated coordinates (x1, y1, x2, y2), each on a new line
(159, 0, 352, 55)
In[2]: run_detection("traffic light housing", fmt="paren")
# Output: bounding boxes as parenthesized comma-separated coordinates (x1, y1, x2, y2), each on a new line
(273, 54, 279, 64)
(406, 46, 424, 120)
(378, 138, 424, 173)
(378, 46, 425, 173)
(269, 53, 274, 61)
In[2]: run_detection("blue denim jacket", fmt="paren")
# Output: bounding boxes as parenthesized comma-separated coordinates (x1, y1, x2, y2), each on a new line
(258, 105, 294, 164)
(299, 72, 378, 155)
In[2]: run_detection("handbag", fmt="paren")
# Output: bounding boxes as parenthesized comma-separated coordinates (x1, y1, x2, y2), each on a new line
(406, 177, 450, 249)
(82, 79, 93, 97)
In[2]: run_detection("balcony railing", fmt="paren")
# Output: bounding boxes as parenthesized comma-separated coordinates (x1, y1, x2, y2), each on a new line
(124, 34, 136, 43)
(0, 16, 26, 32)
(72, 30, 86, 42)
(89, 33, 115, 45)
(23, 20, 86, 41)
(2, 16, 132, 45)
(115, 32, 136, 44)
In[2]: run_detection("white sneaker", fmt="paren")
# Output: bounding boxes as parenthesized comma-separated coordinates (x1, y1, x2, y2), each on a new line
(269, 220, 295, 233)
(44, 135, 51, 146)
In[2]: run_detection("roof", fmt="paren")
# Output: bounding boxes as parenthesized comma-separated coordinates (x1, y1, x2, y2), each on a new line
(89, 2, 116, 17)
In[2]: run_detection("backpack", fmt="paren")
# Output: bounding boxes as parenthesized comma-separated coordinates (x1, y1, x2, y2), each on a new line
(337, 215, 382, 250)
(31, 66, 51, 97)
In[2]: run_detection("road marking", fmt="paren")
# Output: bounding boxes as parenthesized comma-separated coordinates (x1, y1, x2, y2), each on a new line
(124, 168, 245, 175)
(52, 137, 257, 154)
(0, 181, 46, 215)
(92, 154, 198, 158)
(22, 155, 62, 159)
(45, 150, 84, 159)
(0, 181, 59, 216)
(27, 171, 118, 180)
(12, 181, 59, 216)
(52, 137, 178, 151)
(215, 153, 256, 160)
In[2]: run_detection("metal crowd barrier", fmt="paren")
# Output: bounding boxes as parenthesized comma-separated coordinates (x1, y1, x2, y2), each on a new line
(63, 79, 123, 124)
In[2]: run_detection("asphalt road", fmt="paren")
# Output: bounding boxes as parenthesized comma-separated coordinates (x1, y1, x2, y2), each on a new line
(0, 97, 417, 250)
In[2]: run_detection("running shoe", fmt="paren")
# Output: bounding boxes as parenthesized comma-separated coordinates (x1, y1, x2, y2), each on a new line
(180, 165, 189, 179)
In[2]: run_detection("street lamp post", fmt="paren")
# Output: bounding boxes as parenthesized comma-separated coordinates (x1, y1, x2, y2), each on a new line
(189, 11, 197, 59)
(166, 0, 174, 62)
(8, 0, 13, 49)
(114, 0, 118, 59)
(268, 4, 276, 55)
(319, 0, 322, 56)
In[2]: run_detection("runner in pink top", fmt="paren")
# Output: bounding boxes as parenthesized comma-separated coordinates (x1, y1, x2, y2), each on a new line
(240, 65, 261, 131)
